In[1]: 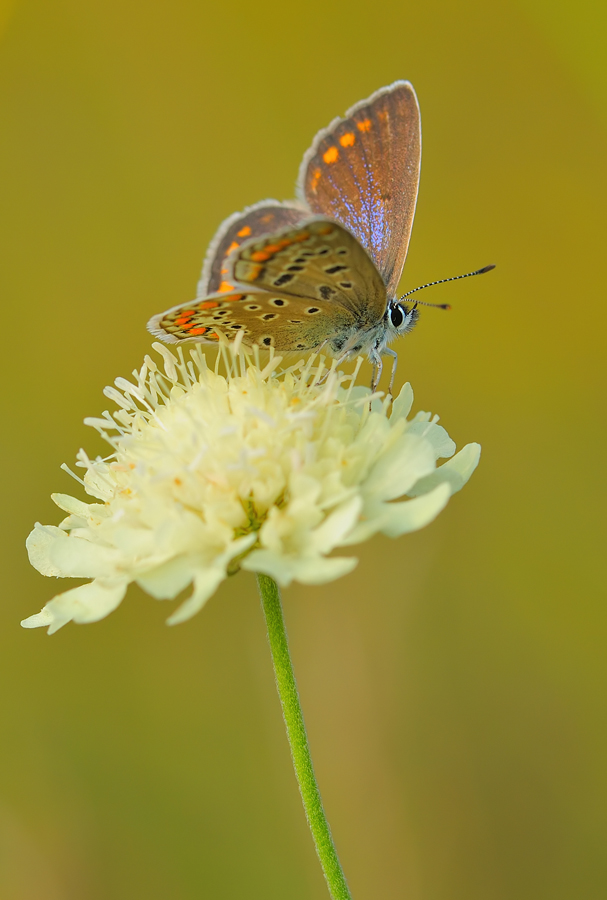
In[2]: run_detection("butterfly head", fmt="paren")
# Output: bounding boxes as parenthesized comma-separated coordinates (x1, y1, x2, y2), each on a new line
(387, 301, 419, 338)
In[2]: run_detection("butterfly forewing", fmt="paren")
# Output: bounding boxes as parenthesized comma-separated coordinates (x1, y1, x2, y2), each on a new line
(297, 81, 421, 297)
(198, 200, 309, 296)
(147, 289, 356, 352)
(231, 218, 386, 321)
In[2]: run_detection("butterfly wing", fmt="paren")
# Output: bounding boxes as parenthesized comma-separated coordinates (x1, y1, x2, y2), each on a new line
(198, 199, 310, 296)
(147, 289, 356, 352)
(230, 218, 386, 323)
(297, 81, 421, 297)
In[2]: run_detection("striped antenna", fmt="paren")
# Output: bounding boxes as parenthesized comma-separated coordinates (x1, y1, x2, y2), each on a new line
(399, 264, 495, 309)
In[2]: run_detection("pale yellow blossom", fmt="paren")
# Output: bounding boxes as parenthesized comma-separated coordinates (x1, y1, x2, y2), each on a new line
(22, 341, 480, 634)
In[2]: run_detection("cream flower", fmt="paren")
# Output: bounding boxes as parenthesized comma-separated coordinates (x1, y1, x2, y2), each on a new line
(22, 340, 480, 634)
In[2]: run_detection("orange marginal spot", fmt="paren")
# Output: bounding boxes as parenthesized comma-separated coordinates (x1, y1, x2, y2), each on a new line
(250, 250, 271, 262)
(220, 267, 229, 275)
(246, 264, 263, 279)
(179, 309, 196, 315)
(188, 327, 207, 335)
(356, 118, 372, 132)
(237, 225, 252, 237)
(317, 224, 334, 235)
(199, 300, 219, 309)
(237, 263, 263, 281)
(322, 146, 339, 164)
(224, 293, 244, 302)
(260, 214, 273, 223)
(310, 168, 321, 190)
(226, 241, 240, 254)
(262, 243, 281, 254)
(339, 132, 355, 147)
(378, 110, 388, 121)
(293, 231, 310, 242)
(207, 332, 220, 340)
(175, 316, 191, 326)
(219, 280, 235, 292)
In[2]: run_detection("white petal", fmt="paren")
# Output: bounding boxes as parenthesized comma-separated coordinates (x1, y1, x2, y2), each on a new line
(166, 569, 225, 625)
(83, 467, 114, 501)
(136, 555, 197, 600)
(407, 442, 481, 497)
(406, 421, 456, 459)
(216, 532, 258, 566)
(20, 607, 54, 630)
(26, 524, 68, 576)
(58, 514, 88, 532)
(390, 382, 414, 420)
(288, 472, 322, 507)
(363, 433, 436, 502)
(310, 496, 362, 553)
(243, 549, 357, 585)
(290, 555, 358, 585)
(51, 493, 108, 520)
(49, 535, 122, 578)
(21, 580, 127, 634)
(139, 533, 256, 603)
(241, 549, 299, 584)
(337, 517, 383, 547)
(108, 525, 162, 559)
(379, 483, 451, 538)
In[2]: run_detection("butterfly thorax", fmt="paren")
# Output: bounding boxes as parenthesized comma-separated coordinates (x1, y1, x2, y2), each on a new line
(326, 299, 419, 361)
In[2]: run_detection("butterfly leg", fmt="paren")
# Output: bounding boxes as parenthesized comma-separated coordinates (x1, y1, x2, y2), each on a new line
(385, 347, 398, 396)
(370, 349, 383, 393)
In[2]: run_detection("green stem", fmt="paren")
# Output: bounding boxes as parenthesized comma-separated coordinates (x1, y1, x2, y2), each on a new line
(256, 573, 353, 900)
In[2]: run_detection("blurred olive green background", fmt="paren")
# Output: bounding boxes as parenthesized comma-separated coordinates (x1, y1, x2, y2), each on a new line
(1, 0, 606, 898)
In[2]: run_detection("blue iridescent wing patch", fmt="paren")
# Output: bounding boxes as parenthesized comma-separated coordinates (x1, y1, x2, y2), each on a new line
(297, 81, 421, 299)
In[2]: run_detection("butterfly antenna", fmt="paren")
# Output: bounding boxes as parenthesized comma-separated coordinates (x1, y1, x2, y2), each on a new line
(399, 264, 495, 309)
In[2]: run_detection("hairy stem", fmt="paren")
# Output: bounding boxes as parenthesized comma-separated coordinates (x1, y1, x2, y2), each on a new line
(257, 573, 353, 900)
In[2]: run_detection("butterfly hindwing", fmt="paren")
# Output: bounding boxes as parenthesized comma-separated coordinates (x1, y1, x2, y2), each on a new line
(198, 200, 310, 296)
(297, 81, 421, 297)
(230, 218, 386, 323)
(147, 289, 357, 352)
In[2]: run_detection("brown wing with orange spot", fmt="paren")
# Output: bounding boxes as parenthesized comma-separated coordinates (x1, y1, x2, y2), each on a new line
(297, 81, 421, 297)
(230, 218, 386, 322)
(198, 199, 309, 296)
(147, 289, 357, 353)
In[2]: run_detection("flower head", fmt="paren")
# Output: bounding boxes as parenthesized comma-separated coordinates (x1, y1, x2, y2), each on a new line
(22, 340, 480, 634)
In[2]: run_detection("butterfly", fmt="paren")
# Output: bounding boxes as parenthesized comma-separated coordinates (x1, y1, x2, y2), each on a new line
(148, 81, 492, 392)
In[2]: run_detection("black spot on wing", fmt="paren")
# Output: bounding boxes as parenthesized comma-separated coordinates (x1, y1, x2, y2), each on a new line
(318, 285, 336, 300)
(273, 273, 295, 286)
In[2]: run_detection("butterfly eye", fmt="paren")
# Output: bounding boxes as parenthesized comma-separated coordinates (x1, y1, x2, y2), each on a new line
(389, 304, 405, 328)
